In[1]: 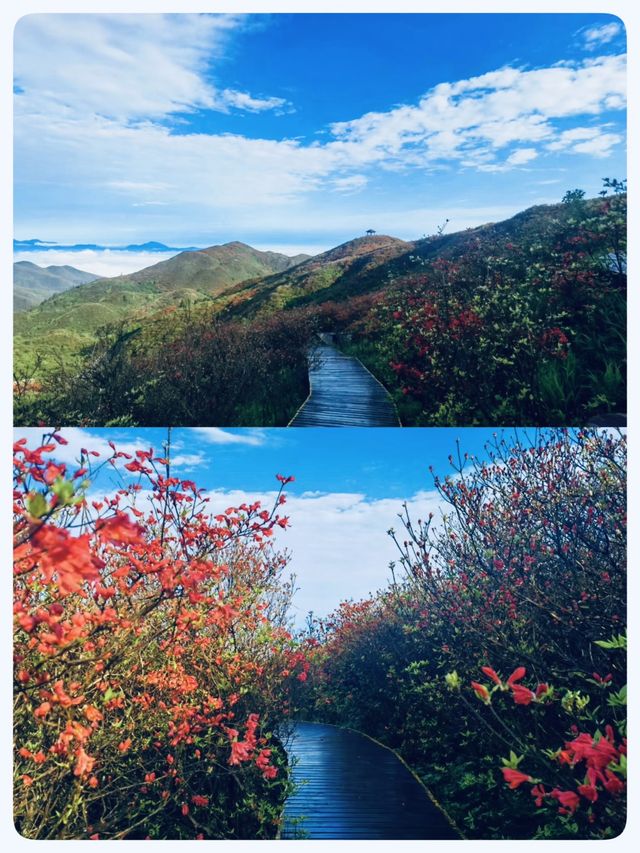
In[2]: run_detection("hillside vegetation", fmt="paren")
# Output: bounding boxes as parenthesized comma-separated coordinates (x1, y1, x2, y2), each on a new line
(14, 182, 626, 426)
(298, 428, 627, 840)
(217, 235, 412, 317)
(14, 242, 309, 372)
(14, 262, 99, 312)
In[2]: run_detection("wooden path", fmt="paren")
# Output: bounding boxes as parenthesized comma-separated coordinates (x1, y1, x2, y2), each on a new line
(281, 722, 458, 840)
(289, 334, 400, 427)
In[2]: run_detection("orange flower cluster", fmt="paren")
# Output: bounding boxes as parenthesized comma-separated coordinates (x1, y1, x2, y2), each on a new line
(14, 435, 308, 840)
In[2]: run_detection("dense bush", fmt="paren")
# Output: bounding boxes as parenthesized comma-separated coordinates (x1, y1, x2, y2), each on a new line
(14, 308, 316, 427)
(14, 185, 625, 428)
(301, 429, 626, 839)
(343, 183, 626, 425)
(13, 435, 308, 839)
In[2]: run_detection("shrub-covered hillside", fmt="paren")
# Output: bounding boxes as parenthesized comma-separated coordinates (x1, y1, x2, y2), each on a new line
(14, 183, 626, 426)
(298, 428, 627, 840)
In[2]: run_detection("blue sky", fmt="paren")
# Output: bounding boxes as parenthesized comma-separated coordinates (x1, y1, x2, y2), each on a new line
(15, 425, 527, 622)
(13, 12, 626, 270)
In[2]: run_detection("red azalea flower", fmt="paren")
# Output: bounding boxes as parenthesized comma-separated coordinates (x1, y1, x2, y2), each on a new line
(511, 684, 536, 705)
(502, 768, 532, 789)
(531, 784, 547, 807)
(481, 666, 502, 685)
(470, 681, 490, 702)
(551, 789, 580, 813)
(507, 666, 526, 686)
(603, 772, 624, 795)
(577, 784, 598, 803)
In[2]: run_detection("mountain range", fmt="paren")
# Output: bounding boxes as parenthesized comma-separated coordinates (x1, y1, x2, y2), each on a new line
(14, 201, 586, 372)
(13, 242, 312, 364)
(14, 261, 100, 312)
(14, 238, 199, 253)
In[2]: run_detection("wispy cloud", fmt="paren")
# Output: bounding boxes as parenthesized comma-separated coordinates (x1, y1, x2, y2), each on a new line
(192, 428, 267, 447)
(170, 453, 206, 471)
(546, 125, 623, 157)
(14, 15, 627, 243)
(219, 89, 291, 113)
(579, 21, 624, 50)
(14, 14, 287, 122)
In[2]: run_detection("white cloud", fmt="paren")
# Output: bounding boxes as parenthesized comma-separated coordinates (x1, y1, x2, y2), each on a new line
(14, 14, 286, 122)
(546, 125, 623, 157)
(328, 54, 626, 172)
(205, 488, 447, 622)
(219, 89, 291, 113)
(506, 148, 538, 166)
(13, 14, 627, 241)
(191, 428, 267, 446)
(13, 249, 181, 278)
(13, 427, 160, 468)
(581, 22, 623, 50)
(170, 453, 206, 471)
(572, 133, 623, 157)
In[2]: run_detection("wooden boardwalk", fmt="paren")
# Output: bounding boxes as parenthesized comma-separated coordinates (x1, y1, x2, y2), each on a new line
(281, 722, 458, 840)
(289, 335, 400, 427)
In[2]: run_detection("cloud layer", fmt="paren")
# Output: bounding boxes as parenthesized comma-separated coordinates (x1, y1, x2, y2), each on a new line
(14, 14, 287, 121)
(14, 426, 447, 622)
(14, 14, 626, 244)
(205, 487, 447, 622)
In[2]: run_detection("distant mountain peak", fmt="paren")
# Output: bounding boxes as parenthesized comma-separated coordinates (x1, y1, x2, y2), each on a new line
(318, 234, 411, 263)
(13, 260, 100, 312)
(223, 240, 252, 249)
(14, 238, 200, 253)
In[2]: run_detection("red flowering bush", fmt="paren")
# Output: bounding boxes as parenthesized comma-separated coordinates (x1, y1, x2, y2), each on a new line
(467, 659, 626, 836)
(301, 429, 626, 839)
(342, 184, 626, 424)
(13, 434, 307, 839)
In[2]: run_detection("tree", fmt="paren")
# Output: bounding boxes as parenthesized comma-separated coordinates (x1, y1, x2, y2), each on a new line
(562, 188, 586, 204)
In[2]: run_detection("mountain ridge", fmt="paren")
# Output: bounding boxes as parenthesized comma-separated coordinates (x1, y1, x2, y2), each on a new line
(14, 238, 200, 253)
(13, 241, 312, 346)
(14, 261, 100, 312)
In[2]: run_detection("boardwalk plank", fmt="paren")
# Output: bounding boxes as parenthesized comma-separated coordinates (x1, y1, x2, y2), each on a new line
(281, 722, 457, 840)
(289, 340, 399, 427)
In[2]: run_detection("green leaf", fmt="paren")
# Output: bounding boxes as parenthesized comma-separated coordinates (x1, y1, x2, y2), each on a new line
(51, 478, 76, 505)
(607, 684, 627, 708)
(500, 751, 524, 769)
(26, 492, 48, 518)
(594, 632, 627, 650)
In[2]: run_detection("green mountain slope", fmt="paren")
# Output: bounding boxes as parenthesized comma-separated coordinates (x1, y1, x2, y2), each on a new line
(121, 241, 310, 292)
(14, 262, 100, 311)
(220, 201, 609, 321)
(217, 235, 414, 317)
(14, 242, 310, 368)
